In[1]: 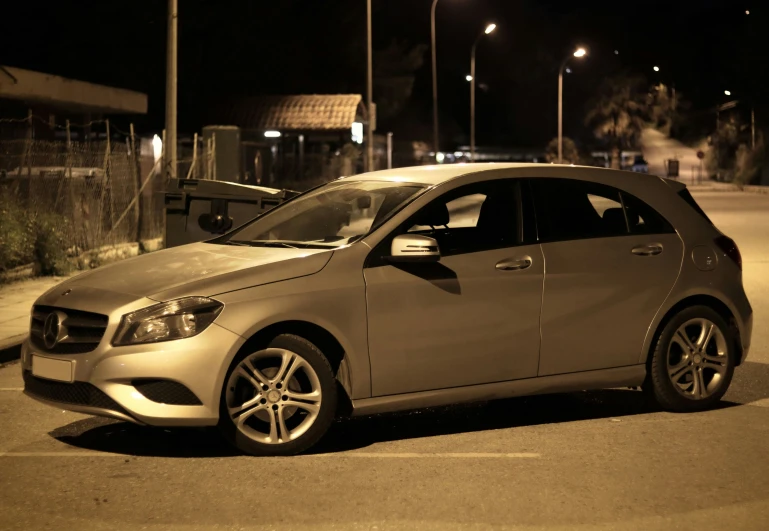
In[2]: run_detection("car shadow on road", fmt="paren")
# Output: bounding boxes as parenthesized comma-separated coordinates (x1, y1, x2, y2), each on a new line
(51, 361, 769, 458)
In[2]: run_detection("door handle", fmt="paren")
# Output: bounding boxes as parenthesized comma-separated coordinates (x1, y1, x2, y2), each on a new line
(495, 257, 532, 271)
(631, 244, 663, 256)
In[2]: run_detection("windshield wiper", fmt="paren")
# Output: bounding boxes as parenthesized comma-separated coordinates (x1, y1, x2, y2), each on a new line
(225, 240, 299, 249)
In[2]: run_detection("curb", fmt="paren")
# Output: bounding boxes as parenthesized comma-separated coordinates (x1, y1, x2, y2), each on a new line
(0, 338, 23, 364)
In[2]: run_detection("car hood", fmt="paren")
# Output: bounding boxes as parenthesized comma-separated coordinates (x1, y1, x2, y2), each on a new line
(62, 242, 334, 301)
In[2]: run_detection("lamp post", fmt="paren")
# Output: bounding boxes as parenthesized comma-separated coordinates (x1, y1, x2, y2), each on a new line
(165, 0, 178, 179)
(431, 0, 440, 158)
(470, 23, 496, 162)
(366, 0, 374, 172)
(558, 47, 586, 164)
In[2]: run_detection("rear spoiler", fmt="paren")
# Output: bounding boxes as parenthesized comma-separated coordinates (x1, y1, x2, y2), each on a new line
(659, 176, 686, 192)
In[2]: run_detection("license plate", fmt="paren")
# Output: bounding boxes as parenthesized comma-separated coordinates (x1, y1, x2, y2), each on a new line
(32, 355, 74, 383)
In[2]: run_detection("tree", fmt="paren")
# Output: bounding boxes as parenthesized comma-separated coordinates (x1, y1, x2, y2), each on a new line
(544, 137, 579, 164)
(374, 39, 429, 121)
(585, 75, 651, 168)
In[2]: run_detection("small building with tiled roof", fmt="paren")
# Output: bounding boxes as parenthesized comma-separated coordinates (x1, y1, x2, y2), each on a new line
(214, 94, 376, 186)
(224, 94, 368, 133)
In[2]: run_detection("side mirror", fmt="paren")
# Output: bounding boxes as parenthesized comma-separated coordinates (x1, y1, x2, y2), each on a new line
(387, 234, 441, 263)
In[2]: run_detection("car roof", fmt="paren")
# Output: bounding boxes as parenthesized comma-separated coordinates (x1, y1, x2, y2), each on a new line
(337, 162, 686, 189)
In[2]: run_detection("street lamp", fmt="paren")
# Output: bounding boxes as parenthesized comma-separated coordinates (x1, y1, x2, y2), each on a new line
(557, 47, 587, 164)
(366, 0, 374, 172)
(431, 0, 440, 157)
(724, 90, 731, 96)
(653, 66, 660, 72)
(470, 23, 496, 161)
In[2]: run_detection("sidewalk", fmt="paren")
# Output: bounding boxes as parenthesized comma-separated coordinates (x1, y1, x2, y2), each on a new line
(0, 274, 76, 352)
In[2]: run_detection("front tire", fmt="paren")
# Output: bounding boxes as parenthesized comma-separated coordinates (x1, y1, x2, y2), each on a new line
(219, 334, 337, 456)
(644, 306, 735, 412)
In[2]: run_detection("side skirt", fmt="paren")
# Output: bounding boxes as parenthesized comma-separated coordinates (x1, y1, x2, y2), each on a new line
(350, 364, 646, 417)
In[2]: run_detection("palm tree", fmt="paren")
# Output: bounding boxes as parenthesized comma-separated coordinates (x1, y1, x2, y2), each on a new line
(585, 75, 650, 168)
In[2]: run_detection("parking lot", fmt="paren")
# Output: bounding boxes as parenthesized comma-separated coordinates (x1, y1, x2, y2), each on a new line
(1, 190, 768, 531)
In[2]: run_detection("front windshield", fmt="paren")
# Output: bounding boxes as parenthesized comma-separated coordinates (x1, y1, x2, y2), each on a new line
(221, 180, 425, 249)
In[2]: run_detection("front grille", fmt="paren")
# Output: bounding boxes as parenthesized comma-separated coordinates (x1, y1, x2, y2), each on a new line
(132, 379, 202, 405)
(23, 370, 129, 415)
(30, 305, 109, 354)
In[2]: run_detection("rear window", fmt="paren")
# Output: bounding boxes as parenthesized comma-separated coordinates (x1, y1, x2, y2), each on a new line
(678, 189, 713, 224)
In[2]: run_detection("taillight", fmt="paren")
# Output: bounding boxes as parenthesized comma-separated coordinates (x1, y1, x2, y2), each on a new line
(714, 235, 742, 270)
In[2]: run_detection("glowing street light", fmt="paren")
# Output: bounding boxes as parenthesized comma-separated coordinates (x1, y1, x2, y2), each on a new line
(470, 23, 497, 161)
(264, 130, 281, 138)
(724, 90, 731, 96)
(557, 47, 587, 163)
(653, 66, 660, 72)
(466, 74, 473, 82)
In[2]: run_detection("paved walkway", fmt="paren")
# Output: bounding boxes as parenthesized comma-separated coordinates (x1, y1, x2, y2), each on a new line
(0, 274, 76, 350)
(640, 128, 707, 181)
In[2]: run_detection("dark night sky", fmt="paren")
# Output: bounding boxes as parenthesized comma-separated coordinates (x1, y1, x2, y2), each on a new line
(1, 0, 765, 148)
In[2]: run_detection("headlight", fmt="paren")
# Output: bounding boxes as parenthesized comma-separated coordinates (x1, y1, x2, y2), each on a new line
(112, 297, 223, 346)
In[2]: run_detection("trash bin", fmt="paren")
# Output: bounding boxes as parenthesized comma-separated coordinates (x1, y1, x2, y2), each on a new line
(666, 159, 679, 178)
(162, 178, 298, 248)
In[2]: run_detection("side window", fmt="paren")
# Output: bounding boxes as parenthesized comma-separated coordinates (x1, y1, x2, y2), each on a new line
(621, 192, 675, 235)
(406, 180, 519, 255)
(531, 178, 629, 241)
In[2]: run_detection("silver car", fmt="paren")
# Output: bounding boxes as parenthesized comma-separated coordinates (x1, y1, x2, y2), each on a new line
(22, 164, 753, 456)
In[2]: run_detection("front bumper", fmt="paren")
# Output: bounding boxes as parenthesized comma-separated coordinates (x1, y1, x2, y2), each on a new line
(21, 323, 245, 427)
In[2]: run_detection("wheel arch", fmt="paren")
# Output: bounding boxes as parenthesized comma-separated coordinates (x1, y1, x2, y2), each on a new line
(643, 294, 743, 367)
(227, 320, 354, 414)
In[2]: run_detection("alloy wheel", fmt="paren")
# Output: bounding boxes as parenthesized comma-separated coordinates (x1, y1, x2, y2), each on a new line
(667, 318, 729, 400)
(225, 348, 322, 444)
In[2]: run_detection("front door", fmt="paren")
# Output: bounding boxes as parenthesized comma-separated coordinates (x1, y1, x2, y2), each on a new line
(530, 178, 684, 376)
(364, 179, 544, 397)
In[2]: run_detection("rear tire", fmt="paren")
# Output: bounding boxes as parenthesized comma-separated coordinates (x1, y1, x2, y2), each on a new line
(218, 334, 337, 456)
(644, 305, 735, 412)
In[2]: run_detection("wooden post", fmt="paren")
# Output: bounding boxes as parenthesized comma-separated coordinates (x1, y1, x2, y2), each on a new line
(212, 133, 217, 181)
(161, 129, 167, 249)
(186, 132, 198, 180)
(206, 137, 213, 180)
(129, 123, 141, 242)
(20, 109, 33, 178)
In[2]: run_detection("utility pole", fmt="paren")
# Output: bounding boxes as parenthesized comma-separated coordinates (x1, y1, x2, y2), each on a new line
(165, 0, 178, 180)
(366, 0, 374, 172)
(557, 67, 564, 164)
(470, 47, 476, 162)
(431, 0, 440, 157)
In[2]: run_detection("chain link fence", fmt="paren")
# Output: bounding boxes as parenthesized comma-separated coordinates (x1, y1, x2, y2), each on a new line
(0, 138, 163, 274)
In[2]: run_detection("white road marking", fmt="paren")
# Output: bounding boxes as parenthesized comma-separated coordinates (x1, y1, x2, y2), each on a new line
(0, 451, 540, 459)
(0, 388, 23, 391)
(306, 452, 540, 459)
(0, 451, 128, 457)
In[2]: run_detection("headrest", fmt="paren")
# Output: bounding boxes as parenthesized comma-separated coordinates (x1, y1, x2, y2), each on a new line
(414, 202, 450, 227)
(602, 208, 628, 231)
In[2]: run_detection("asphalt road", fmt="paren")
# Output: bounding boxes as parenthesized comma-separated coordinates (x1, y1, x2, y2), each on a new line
(1, 190, 768, 531)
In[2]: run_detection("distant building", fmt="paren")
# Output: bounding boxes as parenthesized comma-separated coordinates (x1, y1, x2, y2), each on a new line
(215, 94, 377, 186)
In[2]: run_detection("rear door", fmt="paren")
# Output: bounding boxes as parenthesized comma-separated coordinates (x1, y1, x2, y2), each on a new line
(531, 178, 683, 375)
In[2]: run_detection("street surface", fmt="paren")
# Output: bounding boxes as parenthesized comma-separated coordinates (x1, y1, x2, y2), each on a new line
(1, 190, 768, 531)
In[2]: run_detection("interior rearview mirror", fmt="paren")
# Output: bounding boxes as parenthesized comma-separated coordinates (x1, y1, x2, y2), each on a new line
(356, 195, 372, 209)
(387, 234, 441, 263)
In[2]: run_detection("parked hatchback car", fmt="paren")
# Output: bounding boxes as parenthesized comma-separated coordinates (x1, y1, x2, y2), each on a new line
(22, 164, 752, 456)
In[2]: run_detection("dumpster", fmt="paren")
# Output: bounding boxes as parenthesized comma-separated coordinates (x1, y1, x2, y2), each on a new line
(162, 178, 298, 248)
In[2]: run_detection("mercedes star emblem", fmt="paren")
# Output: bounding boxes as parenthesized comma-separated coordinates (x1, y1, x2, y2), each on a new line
(43, 313, 61, 349)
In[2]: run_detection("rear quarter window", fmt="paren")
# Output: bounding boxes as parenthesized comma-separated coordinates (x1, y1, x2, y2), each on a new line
(677, 189, 713, 224)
